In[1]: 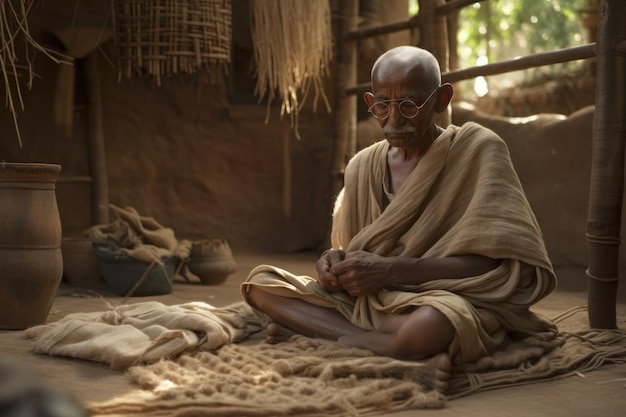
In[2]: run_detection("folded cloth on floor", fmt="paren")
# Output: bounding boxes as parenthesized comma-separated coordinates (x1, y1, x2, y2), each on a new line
(25, 301, 626, 414)
(25, 301, 263, 369)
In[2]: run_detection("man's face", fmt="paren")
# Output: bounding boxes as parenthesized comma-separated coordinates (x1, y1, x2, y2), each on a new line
(364, 67, 439, 149)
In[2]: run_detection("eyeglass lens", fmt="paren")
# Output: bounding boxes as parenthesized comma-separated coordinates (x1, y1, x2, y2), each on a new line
(370, 101, 419, 119)
(368, 87, 438, 120)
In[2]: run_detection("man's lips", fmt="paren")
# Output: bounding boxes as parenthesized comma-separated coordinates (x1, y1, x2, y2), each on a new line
(385, 132, 414, 139)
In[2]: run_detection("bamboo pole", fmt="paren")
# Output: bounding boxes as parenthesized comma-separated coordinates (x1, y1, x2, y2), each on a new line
(437, 0, 487, 16)
(418, 0, 450, 126)
(343, 0, 482, 42)
(326, 0, 359, 249)
(84, 52, 110, 225)
(447, 2, 460, 72)
(345, 44, 596, 96)
(344, 16, 420, 41)
(442, 44, 596, 83)
(586, 0, 626, 329)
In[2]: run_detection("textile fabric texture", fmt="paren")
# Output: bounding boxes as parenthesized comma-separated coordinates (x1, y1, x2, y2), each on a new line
(244, 122, 558, 364)
(89, 336, 447, 416)
(25, 301, 626, 415)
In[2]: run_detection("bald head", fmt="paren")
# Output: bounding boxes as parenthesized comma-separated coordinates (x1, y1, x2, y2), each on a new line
(371, 46, 441, 92)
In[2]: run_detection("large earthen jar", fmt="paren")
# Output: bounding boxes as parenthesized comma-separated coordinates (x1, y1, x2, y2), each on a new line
(0, 163, 63, 329)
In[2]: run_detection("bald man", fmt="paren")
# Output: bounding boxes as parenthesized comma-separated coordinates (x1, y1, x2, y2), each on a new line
(242, 46, 557, 374)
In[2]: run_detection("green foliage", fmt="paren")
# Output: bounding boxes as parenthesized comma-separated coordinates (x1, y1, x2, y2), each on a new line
(457, 0, 588, 67)
(410, 0, 591, 85)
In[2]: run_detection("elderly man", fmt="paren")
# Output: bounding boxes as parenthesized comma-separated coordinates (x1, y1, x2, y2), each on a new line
(241, 46, 557, 368)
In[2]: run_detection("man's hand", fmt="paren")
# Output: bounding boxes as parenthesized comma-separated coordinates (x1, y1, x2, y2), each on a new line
(315, 249, 345, 291)
(330, 250, 391, 297)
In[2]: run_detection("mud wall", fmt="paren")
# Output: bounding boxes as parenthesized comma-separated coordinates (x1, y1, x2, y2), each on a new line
(0, 0, 410, 255)
(4, 0, 620, 297)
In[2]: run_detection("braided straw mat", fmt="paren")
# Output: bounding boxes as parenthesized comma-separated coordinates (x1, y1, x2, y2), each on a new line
(77, 305, 626, 417)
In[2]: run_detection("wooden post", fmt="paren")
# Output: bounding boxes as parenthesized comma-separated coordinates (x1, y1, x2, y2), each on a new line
(84, 52, 110, 225)
(586, 0, 626, 328)
(326, 0, 359, 248)
(418, 0, 451, 126)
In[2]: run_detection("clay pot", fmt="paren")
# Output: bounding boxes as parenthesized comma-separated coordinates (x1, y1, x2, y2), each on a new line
(61, 237, 104, 290)
(0, 163, 63, 330)
(188, 239, 236, 285)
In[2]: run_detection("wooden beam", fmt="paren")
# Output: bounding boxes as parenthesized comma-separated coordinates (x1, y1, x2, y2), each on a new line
(344, 16, 420, 41)
(84, 52, 110, 225)
(419, 0, 451, 126)
(442, 43, 596, 83)
(437, 0, 486, 16)
(325, 0, 359, 249)
(586, 0, 626, 329)
(344, 43, 596, 96)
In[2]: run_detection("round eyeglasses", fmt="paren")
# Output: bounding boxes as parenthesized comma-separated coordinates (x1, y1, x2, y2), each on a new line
(367, 87, 439, 120)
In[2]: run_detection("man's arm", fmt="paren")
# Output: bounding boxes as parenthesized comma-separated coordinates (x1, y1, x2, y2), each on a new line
(330, 251, 500, 297)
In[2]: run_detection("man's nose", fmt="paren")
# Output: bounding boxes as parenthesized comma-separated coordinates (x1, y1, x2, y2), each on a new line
(387, 103, 404, 126)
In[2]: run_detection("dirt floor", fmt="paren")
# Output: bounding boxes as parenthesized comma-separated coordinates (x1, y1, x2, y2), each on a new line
(2, 251, 626, 417)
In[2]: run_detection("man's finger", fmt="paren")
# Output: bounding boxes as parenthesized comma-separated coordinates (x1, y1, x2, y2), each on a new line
(327, 250, 345, 264)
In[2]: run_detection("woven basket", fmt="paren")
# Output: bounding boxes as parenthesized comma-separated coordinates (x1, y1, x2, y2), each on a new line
(114, 0, 232, 85)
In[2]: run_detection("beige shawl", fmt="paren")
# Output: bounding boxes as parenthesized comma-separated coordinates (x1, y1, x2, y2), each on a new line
(244, 122, 560, 364)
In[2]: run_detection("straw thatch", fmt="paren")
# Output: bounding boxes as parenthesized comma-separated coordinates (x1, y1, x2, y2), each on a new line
(1, 0, 71, 146)
(113, 0, 232, 86)
(251, 0, 332, 138)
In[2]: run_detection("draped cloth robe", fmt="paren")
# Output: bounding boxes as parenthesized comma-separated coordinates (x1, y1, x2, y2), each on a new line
(242, 122, 560, 364)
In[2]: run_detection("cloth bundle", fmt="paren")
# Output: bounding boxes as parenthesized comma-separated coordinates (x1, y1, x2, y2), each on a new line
(86, 204, 200, 281)
(26, 301, 263, 369)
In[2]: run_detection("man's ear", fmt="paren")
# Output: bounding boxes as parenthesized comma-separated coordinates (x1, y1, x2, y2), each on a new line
(364, 92, 375, 108)
(435, 83, 453, 113)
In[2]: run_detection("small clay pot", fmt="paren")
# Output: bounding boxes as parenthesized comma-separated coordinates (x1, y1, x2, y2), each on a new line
(188, 239, 236, 285)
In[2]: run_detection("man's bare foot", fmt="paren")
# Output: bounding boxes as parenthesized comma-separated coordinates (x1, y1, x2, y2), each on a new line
(333, 352, 451, 392)
(265, 322, 298, 344)
(420, 352, 452, 392)
(264, 323, 451, 392)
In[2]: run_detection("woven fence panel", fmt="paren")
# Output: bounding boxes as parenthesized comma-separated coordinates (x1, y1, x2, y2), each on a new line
(114, 0, 231, 85)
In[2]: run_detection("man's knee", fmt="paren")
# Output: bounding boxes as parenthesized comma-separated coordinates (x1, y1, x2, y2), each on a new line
(395, 305, 455, 358)
(244, 285, 268, 311)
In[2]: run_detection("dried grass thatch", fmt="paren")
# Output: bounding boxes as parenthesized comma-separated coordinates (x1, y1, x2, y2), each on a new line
(113, 0, 232, 86)
(251, 0, 332, 138)
(1, 0, 71, 146)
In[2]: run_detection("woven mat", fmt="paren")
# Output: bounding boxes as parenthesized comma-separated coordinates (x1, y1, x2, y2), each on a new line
(88, 336, 447, 416)
(85, 312, 626, 417)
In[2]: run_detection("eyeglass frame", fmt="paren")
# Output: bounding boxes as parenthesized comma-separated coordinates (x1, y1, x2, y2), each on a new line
(366, 87, 439, 120)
